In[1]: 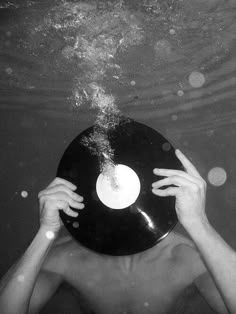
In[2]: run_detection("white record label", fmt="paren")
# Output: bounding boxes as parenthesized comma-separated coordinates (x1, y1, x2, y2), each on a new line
(96, 164, 141, 209)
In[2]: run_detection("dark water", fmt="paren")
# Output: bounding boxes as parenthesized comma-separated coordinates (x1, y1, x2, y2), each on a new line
(0, 0, 236, 313)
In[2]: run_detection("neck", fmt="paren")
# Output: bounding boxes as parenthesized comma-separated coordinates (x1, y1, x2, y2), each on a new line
(113, 233, 175, 274)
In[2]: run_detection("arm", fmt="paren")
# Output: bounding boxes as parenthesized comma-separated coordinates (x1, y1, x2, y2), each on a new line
(187, 219, 236, 314)
(0, 226, 57, 314)
(0, 177, 84, 314)
(152, 149, 236, 314)
(28, 261, 64, 314)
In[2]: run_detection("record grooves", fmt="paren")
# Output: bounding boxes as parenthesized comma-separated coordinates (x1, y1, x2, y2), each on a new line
(57, 119, 183, 255)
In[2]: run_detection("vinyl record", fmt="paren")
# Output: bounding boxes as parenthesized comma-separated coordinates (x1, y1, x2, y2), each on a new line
(57, 118, 183, 256)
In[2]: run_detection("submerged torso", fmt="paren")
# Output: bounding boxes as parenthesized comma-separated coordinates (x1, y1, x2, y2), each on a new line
(53, 232, 205, 314)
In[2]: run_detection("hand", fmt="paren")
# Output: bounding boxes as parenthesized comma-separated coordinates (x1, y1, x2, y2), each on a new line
(152, 149, 207, 228)
(38, 177, 84, 234)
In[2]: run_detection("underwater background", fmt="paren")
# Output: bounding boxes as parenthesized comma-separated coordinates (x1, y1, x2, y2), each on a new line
(0, 0, 236, 313)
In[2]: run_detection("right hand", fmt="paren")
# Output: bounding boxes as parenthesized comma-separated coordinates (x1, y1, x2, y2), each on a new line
(38, 177, 84, 234)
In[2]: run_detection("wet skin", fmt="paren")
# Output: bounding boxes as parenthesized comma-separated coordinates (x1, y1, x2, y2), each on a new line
(34, 230, 212, 314)
(28, 151, 228, 314)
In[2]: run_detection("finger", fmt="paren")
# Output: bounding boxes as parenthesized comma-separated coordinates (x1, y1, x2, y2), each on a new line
(152, 176, 192, 188)
(69, 202, 85, 210)
(48, 200, 79, 217)
(152, 187, 179, 197)
(39, 185, 83, 202)
(53, 200, 78, 217)
(47, 177, 77, 190)
(63, 206, 79, 217)
(153, 168, 200, 184)
(175, 149, 201, 178)
(41, 192, 84, 210)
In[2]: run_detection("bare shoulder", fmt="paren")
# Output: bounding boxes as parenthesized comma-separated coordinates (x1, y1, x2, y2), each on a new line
(41, 233, 78, 275)
(169, 232, 206, 278)
(170, 232, 197, 253)
(42, 232, 93, 274)
(170, 231, 199, 260)
(143, 231, 196, 263)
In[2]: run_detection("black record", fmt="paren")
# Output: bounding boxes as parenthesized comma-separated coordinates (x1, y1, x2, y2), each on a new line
(57, 118, 183, 256)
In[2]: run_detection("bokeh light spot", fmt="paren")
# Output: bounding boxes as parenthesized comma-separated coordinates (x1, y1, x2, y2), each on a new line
(17, 275, 25, 283)
(206, 130, 215, 137)
(21, 190, 28, 198)
(188, 71, 205, 88)
(171, 114, 178, 121)
(45, 231, 55, 240)
(162, 142, 171, 152)
(177, 90, 184, 96)
(73, 221, 79, 229)
(130, 80, 136, 86)
(5, 67, 13, 75)
(207, 167, 227, 187)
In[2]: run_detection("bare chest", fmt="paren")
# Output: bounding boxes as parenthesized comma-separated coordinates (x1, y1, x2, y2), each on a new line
(64, 254, 192, 314)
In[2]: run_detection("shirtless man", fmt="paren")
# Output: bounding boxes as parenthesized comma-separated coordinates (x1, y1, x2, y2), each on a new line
(0, 150, 235, 314)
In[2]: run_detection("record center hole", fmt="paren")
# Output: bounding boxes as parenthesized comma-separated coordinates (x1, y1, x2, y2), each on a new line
(96, 164, 141, 210)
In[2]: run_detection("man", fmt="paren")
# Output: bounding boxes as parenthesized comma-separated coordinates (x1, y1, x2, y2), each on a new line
(0, 150, 235, 314)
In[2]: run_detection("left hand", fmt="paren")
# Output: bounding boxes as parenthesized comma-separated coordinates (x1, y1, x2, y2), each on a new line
(152, 149, 207, 228)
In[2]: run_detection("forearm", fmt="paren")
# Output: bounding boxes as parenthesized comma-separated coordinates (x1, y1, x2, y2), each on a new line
(185, 219, 236, 314)
(0, 227, 57, 314)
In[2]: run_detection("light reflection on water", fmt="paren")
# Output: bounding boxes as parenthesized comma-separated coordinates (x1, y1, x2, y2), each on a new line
(0, 0, 235, 119)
